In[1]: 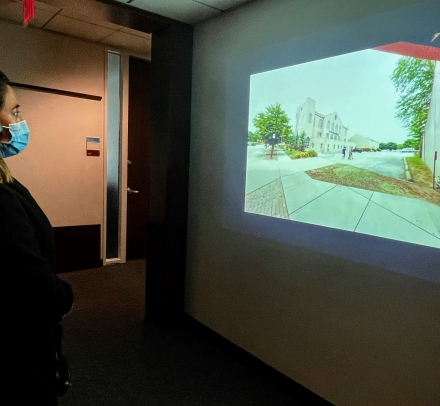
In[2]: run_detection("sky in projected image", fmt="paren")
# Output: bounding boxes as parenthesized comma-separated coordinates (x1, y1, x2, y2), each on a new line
(248, 49, 407, 144)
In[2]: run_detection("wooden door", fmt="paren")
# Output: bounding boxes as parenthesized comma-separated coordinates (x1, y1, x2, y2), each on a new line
(126, 57, 151, 260)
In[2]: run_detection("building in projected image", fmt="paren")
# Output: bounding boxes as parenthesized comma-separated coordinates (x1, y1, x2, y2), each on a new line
(348, 134, 380, 150)
(295, 97, 355, 154)
(423, 61, 440, 176)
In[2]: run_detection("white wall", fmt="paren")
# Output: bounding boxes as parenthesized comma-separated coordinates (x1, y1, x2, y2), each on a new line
(186, 0, 440, 405)
(0, 20, 105, 227)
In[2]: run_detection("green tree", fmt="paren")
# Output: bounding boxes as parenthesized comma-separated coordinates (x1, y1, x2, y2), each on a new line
(402, 138, 420, 149)
(284, 130, 307, 151)
(385, 142, 398, 150)
(253, 103, 293, 145)
(284, 133, 295, 150)
(391, 57, 435, 157)
(293, 130, 306, 151)
(248, 131, 262, 143)
(379, 142, 387, 150)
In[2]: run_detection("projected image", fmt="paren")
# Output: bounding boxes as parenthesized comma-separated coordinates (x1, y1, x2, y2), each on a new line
(245, 43, 440, 249)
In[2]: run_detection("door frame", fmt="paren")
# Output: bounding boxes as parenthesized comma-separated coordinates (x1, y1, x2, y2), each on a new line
(103, 50, 150, 265)
(102, 49, 126, 265)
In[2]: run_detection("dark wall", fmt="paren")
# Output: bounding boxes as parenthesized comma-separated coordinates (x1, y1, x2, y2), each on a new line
(147, 22, 193, 326)
(42, 0, 193, 326)
(53, 225, 101, 273)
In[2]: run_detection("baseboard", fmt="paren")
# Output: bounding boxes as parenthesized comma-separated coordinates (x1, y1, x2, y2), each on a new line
(53, 224, 102, 273)
(183, 314, 334, 406)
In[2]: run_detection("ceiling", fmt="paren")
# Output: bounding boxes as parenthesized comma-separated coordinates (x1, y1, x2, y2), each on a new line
(111, 0, 256, 24)
(0, 0, 255, 58)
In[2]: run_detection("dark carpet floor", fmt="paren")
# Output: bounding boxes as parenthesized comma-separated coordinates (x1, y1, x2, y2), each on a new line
(58, 260, 323, 406)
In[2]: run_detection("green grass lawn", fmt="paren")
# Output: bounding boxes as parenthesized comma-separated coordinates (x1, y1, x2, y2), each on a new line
(306, 163, 439, 206)
(405, 156, 433, 186)
(282, 149, 301, 158)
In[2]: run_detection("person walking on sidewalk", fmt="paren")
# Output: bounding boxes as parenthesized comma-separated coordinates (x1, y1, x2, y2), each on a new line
(348, 146, 353, 160)
(342, 146, 346, 158)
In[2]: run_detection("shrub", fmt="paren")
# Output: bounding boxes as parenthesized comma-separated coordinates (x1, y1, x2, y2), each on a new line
(291, 150, 317, 159)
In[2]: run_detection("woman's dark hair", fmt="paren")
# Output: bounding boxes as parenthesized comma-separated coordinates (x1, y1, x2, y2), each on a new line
(0, 71, 11, 110)
(0, 70, 14, 183)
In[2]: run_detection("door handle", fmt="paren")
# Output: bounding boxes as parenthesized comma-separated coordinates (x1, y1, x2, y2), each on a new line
(127, 187, 139, 194)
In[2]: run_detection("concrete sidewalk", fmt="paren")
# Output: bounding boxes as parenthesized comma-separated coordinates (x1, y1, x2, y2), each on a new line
(245, 146, 440, 249)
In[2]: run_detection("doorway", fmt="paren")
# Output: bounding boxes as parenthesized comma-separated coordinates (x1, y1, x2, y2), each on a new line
(126, 57, 151, 260)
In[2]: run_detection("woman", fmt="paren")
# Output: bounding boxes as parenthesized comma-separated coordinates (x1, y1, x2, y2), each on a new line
(1, 71, 74, 405)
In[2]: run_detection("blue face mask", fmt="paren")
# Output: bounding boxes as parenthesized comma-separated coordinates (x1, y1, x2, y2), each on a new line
(0, 120, 30, 158)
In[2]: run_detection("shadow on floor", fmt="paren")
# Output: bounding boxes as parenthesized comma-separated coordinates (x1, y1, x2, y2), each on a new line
(59, 260, 329, 406)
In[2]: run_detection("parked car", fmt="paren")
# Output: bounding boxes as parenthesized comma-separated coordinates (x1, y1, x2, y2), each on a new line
(352, 147, 362, 153)
(401, 148, 416, 153)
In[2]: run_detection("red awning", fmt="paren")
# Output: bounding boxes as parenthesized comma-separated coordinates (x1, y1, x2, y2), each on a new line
(375, 42, 440, 61)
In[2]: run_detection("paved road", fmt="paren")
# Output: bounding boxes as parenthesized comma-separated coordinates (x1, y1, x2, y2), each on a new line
(319, 150, 410, 179)
(245, 145, 440, 249)
(246, 144, 272, 165)
(247, 145, 414, 181)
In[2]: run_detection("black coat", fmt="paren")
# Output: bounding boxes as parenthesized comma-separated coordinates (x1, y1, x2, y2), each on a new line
(1, 178, 74, 405)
